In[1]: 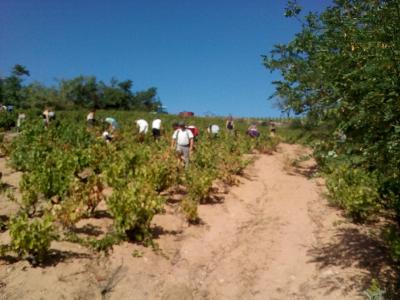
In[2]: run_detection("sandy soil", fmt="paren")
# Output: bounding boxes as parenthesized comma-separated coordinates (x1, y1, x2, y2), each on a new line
(0, 143, 397, 299)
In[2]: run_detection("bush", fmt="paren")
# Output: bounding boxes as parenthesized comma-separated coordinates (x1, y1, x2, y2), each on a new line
(326, 166, 381, 222)
(107, 181, 164, 241)
(384, 227, 400, 262)
(0, 111, 17, 131)
(181, 196, 200, 224)
(8, 213, 58, 264)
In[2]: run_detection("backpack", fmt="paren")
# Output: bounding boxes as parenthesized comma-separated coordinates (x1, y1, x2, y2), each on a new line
(227, 121, 233, 130)
(188, 127, 199, 137)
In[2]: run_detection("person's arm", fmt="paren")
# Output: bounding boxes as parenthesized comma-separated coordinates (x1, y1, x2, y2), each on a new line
(44, 111, 50, 124)
(171, 130, 177, 149)
(189, 138, 194, 151)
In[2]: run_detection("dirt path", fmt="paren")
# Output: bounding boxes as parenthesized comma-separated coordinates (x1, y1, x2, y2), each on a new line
(1, 143, 395, 299)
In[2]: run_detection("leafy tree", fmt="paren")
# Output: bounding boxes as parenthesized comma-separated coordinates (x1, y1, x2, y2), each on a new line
(0, 64, 30, 106)
(58, 76, 100, 108)
(0, 65, 164, 112)
(12, 64, 30, 77)
(264, 0, 400, 217)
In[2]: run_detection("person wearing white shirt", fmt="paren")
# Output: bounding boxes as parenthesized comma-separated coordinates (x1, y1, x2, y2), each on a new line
(17, 113, 26, 131)
(151, 118, 162, 139)
(136, 119, 149, 134)
(208, 124, 220, 137)
(86, 109, 96, 127)
(102, 130, 112, 143)
(172, 121, 194, 168)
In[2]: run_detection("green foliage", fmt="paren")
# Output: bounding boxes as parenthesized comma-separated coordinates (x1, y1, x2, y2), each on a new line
(8, 213, 58, 263)
(64, 231, 122, 255)
(0, 111, 17, 130)
(384, 227, 400, 262)
(3, 110, 276, 254)
(254, 136, 281, 154)
(107, 180, 164, 240)
(85, 233, 122, 253)
(326, 166, 380, 222)
(185, 167, 215, 204)
(364, 279, 385, 300)
(139, 149, 180, 193)
(1, 65, 163, 111)
(0, 67, 27, 106)
(264, 0, 400, 218)
(181, 196, 200, 224)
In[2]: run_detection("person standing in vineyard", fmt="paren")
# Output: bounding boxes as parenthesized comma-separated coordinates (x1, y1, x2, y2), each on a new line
(172, 121, 194, 169)
(151, 118, 162, 140)
(247, 123, 260, 138)
(86, 109, 96, 127)
(226, 115, 234, 134)
(136, 119, 149, 142)
(208, 124, 220, 138)
(43, 107, 55, 127)
(17, 113, 26, 131)
(269, 122, 276, 137)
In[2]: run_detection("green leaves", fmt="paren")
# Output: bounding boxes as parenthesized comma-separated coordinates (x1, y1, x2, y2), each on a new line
(8, 213, 58, 264)
(265, 0, 400, 224)
(284, 1, 302, 18)
(326, 165, 381, 222)
(107, 180, 164, 239)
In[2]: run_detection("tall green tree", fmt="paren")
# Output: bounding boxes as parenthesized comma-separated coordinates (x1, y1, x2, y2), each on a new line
(0, 64, 30, 106)
(264, 0, 400, 214)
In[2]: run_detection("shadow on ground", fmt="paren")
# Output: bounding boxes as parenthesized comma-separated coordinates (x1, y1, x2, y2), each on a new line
(151, 225, 183, 239)
(71, 224, 104, 237)
(308, 227, 400, 298)
(0, 249, 92, 268)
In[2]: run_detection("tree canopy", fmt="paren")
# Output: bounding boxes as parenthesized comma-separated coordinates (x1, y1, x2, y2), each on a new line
(0, 66, 164, 112)
(264, 0, 400, 215)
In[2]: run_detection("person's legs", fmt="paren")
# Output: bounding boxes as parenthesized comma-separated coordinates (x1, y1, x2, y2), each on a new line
(177, 145, 190, 168)
(182, 147, 190, 168)
(152, 128, 160, 140)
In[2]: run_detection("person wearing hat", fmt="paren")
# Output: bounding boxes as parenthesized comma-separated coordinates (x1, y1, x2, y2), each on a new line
(171, 121, 194, 168)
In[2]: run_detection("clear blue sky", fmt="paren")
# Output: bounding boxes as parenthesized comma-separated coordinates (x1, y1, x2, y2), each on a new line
(0, 0, 332, 117)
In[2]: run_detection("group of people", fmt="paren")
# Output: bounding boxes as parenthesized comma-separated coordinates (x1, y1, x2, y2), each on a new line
(95, 113, 163, 143)
(0, 105, 14, 112)
(94, 114, 238, 168)
(9, 108, 276, 169)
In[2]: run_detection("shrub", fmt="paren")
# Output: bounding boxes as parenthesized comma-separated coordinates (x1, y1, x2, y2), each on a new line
(8, 213, 58, 264)
(384, 227, 400, 262)
(326, 166, 381, 222)
(107, 181, 164, 241)
(181, 196, 200, 224)
(0, 111, 17, 131)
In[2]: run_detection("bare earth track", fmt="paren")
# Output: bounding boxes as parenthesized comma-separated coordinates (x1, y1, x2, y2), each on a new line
(0, 143, 397, 299)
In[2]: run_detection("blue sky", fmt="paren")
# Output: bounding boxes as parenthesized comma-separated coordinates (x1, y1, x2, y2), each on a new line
(0, 0, 332, 117)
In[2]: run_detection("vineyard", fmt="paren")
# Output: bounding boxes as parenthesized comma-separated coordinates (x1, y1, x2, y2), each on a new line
(0, 111, 399, 299)
(0, 111, 280, 264)
(1, 0, 400, 298)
